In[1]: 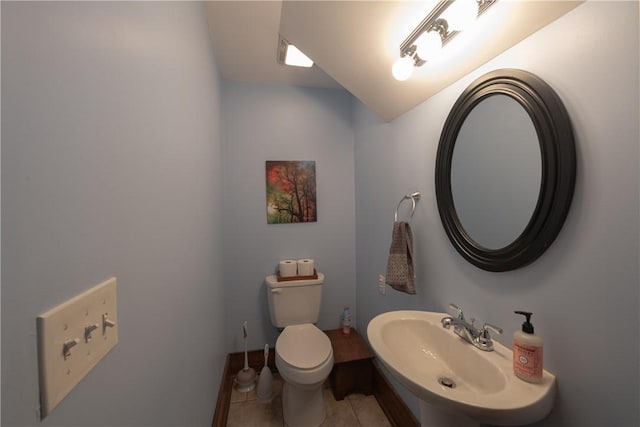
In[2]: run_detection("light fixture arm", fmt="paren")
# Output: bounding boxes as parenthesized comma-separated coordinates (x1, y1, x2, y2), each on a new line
(398, 0, 497, 59)
(399, 0, 455, 55)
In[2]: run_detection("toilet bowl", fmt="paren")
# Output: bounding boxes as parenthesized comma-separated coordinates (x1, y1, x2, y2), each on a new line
(275, 323, 334, 427)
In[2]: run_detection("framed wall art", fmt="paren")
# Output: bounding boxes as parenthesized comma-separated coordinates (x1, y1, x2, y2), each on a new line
(266, 160, 317, 224)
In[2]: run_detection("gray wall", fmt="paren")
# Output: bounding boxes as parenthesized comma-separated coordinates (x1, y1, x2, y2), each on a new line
(220, 82, 356, 352)
(354, 2, 639, 426)
(2, 2, 226, 426)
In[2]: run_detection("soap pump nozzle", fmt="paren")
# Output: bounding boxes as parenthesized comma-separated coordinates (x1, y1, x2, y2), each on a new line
(514, 310, 534, 334)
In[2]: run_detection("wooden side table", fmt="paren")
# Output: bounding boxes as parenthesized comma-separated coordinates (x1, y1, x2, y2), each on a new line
(324, 328, 374, 401)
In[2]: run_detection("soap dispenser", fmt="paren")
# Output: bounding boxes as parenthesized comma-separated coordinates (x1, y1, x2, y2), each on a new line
(513, 311, 543, 383)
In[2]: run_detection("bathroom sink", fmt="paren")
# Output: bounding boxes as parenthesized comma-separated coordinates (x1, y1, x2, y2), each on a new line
(367, 310, 556, 426)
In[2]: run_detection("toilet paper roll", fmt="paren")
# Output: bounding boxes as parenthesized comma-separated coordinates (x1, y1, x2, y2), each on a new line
(279, 260, 298, 277)
(297, 259, 315, 276)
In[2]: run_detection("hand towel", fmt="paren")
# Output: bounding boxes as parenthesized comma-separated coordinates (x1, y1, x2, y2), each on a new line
(385, 221, 416, 294)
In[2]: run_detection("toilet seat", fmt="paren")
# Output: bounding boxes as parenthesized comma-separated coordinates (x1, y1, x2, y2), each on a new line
(276, 324, 332, 369)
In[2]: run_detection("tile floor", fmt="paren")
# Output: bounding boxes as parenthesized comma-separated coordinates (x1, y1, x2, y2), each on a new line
(227, 372, 392, 427)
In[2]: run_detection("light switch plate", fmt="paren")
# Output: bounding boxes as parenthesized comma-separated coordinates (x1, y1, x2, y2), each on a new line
(37, 277, 118, 418)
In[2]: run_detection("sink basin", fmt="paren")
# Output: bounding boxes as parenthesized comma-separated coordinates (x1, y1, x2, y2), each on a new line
(367, 310, 556, 426)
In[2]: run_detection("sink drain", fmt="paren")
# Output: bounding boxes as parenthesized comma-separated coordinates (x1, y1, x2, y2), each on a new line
(438, 377, 456, 389)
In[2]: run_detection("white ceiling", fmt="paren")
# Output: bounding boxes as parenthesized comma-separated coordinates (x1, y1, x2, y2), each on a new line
(205, 1, 583, 121)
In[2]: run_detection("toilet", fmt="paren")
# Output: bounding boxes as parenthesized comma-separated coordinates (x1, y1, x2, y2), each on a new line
(266, 273, 333, 427)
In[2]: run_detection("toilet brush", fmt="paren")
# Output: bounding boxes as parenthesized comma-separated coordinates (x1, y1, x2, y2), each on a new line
(256, 344, 273, 402)
(235, 321, 256, 392)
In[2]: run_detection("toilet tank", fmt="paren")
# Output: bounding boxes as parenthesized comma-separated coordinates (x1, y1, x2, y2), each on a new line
(266, 273, 325, 328)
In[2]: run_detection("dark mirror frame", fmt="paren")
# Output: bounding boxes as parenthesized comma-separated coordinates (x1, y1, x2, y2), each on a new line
(435, 69, 576, 272)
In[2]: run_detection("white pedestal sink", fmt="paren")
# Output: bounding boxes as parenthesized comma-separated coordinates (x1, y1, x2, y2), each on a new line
(367, 310, 556, 426)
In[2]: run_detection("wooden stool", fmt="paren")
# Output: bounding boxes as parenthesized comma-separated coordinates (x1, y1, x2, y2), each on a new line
(325, 329, 374, 401)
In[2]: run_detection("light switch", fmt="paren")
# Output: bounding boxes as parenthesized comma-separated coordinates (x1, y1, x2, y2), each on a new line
(37, 277, 118, 418)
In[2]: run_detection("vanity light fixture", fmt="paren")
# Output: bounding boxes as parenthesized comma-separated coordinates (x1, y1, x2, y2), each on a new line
(392, 0, 497, 81)
(278, 36, 314, 68)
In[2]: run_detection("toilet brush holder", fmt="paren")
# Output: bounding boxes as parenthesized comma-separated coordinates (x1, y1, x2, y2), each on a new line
(257, 344, 273, 402)
(235, 321, 256, 392)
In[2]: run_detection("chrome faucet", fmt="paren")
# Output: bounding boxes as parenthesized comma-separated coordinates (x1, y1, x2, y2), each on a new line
(441, 304, 503, 352)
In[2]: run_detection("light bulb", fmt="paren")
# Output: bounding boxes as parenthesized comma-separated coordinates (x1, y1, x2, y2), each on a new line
(415, 30, 442, 61)
(392, 56, 414, 81)
(284, 44, 313, 67)
(443, 0, 478, 32)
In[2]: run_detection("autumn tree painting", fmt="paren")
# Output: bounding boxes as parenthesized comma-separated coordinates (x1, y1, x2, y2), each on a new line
(266, 161, 317, 224)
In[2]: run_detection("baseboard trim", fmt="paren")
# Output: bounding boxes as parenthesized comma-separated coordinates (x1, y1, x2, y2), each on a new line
(212, 349, 418, 427)
(211, 354, 231, 427)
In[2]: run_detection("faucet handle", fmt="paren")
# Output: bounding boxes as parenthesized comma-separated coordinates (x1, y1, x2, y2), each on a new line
(482, 323, 503, 336)
(448, 303, 465, 320)
(476, 323, 503, 351)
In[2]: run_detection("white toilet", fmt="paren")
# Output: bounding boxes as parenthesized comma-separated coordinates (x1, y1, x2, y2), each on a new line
(266, 273, 334, 427)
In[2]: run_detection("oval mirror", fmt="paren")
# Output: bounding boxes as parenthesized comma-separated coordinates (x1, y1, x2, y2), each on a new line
(435, 69, 576, 272)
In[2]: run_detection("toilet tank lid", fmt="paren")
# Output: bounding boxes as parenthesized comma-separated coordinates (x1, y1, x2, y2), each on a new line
(266, 272, 324, 288)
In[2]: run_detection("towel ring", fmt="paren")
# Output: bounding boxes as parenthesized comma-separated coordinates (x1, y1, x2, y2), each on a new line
(394, 192, 421, 222)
